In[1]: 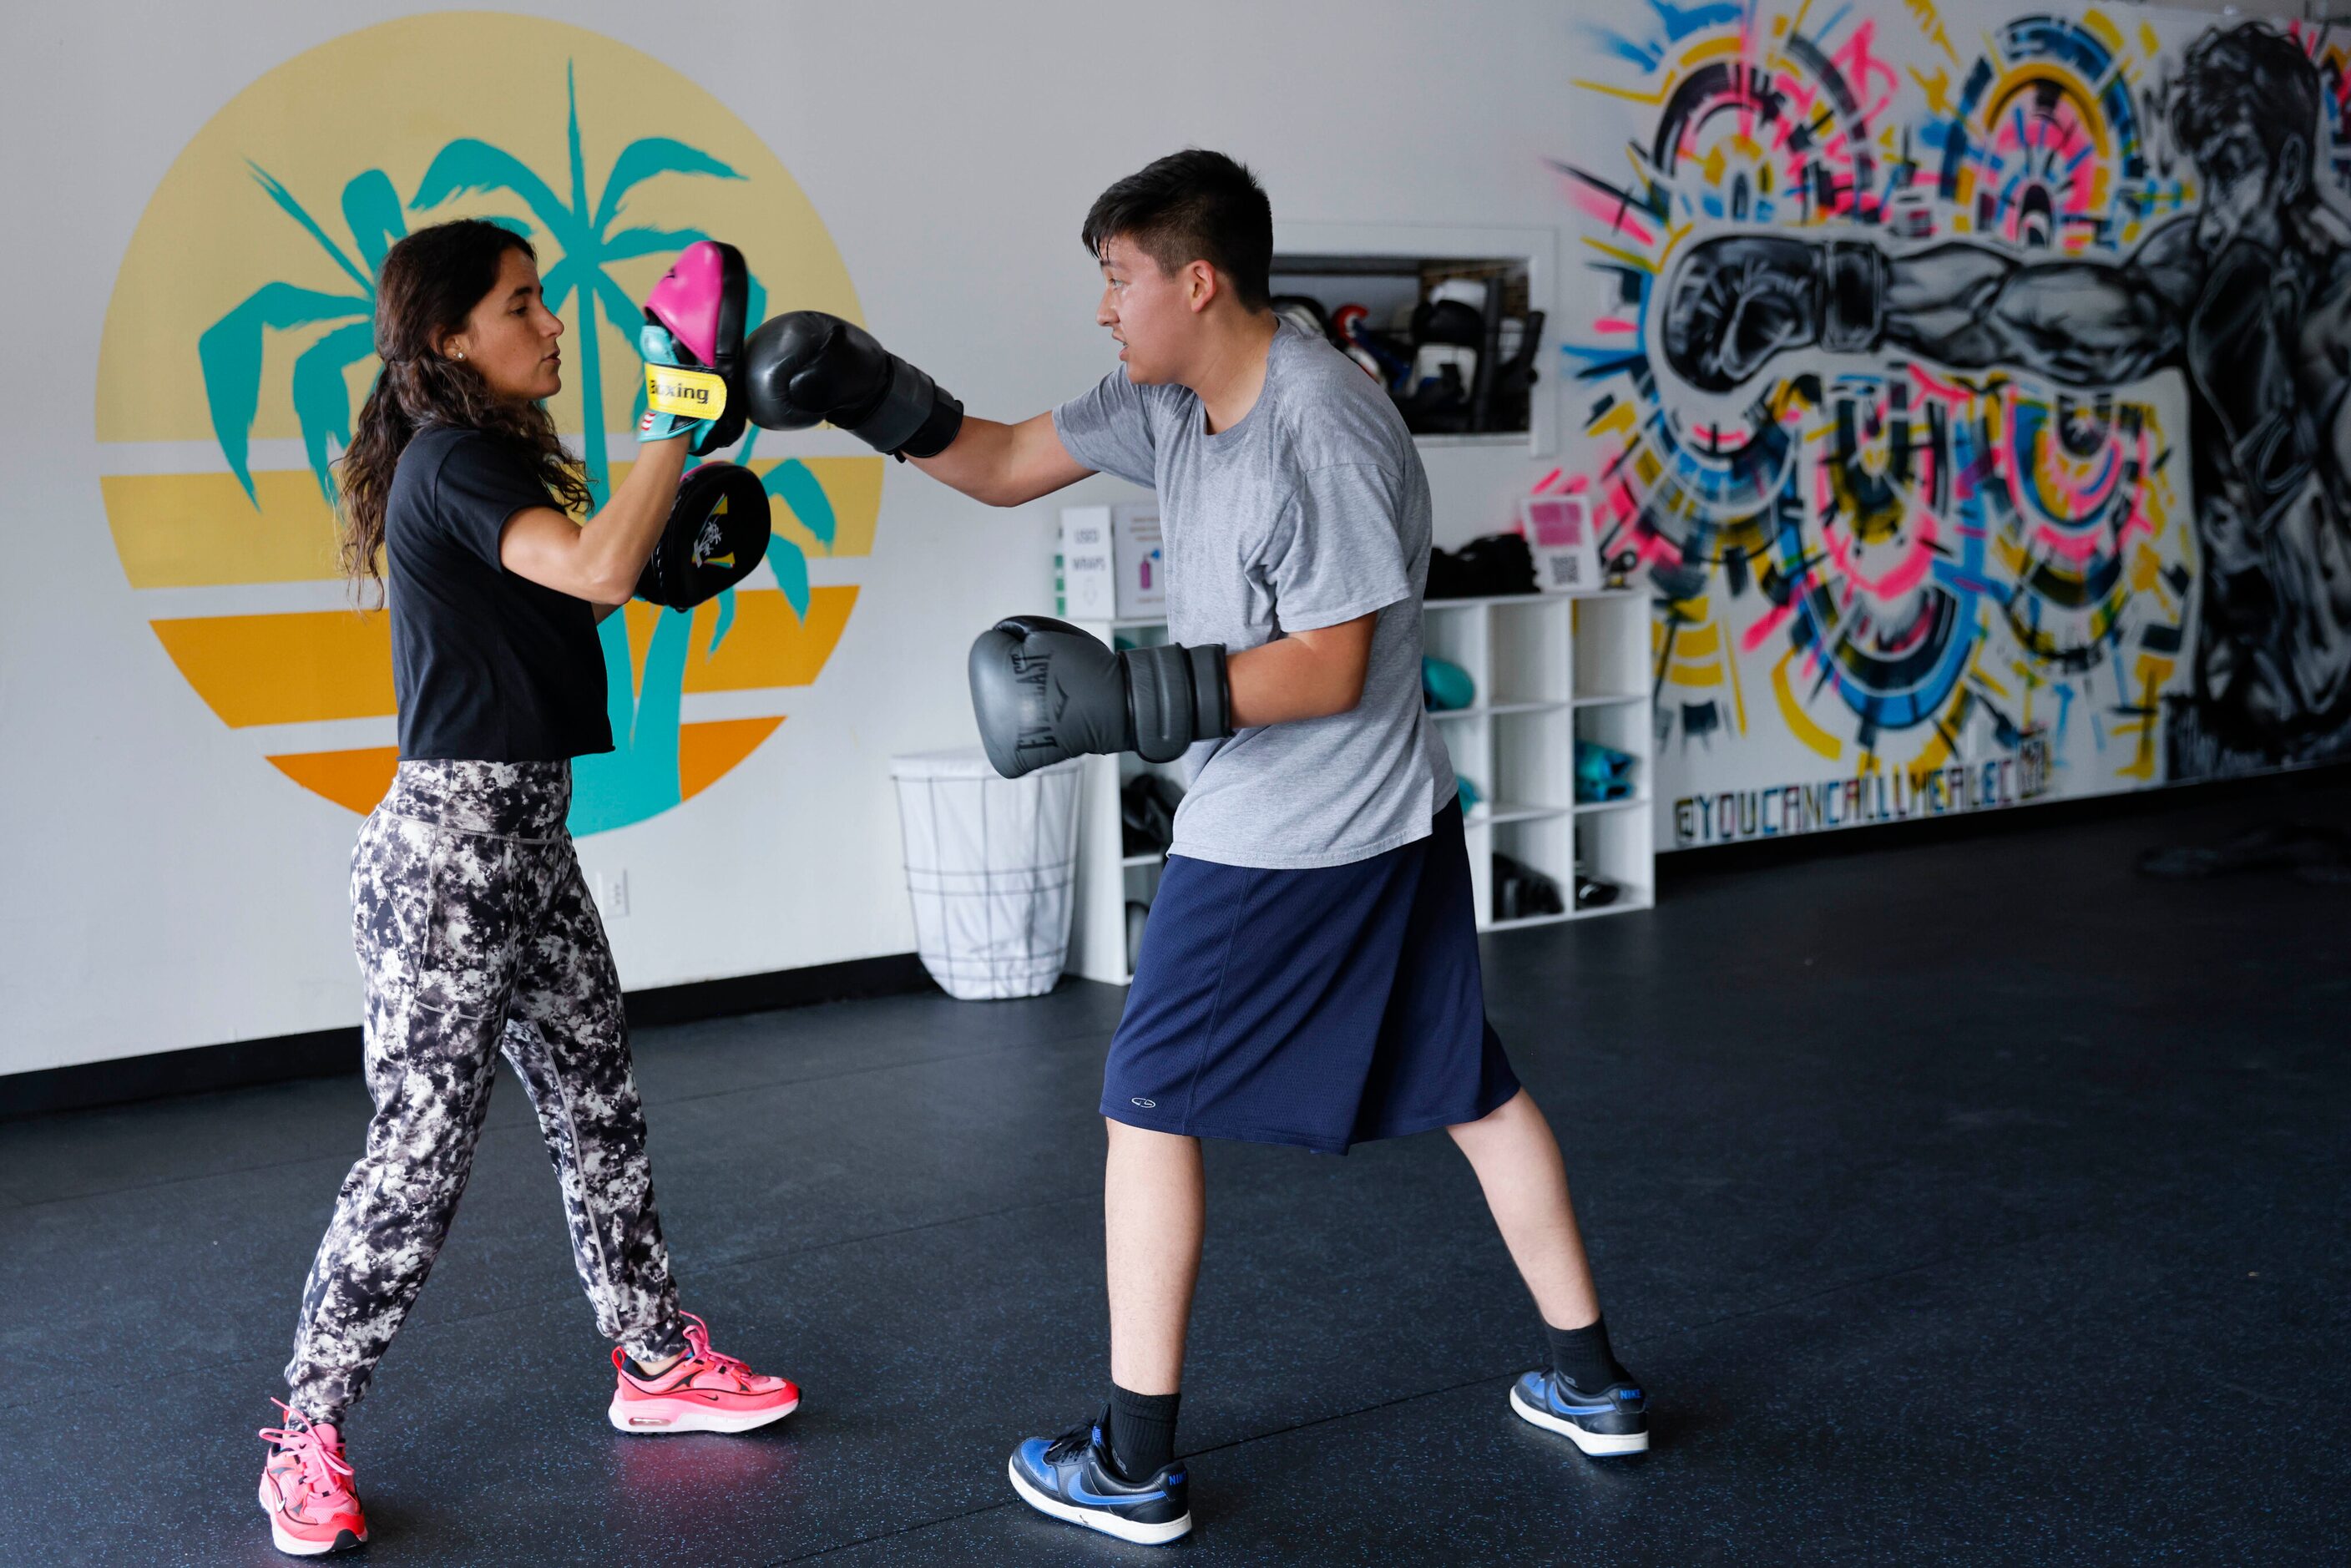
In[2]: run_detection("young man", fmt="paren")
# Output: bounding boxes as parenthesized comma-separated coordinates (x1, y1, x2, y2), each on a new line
(741, 149, 1646, 1545)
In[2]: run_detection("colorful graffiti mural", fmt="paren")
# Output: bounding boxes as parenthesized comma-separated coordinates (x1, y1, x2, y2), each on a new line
(1559, 3, 2351, 845)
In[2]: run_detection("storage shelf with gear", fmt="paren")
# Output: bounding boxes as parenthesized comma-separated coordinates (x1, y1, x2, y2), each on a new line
(1268, 253, 1543, 443)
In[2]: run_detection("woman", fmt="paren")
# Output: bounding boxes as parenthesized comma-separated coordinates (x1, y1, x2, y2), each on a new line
(255, 220, 797, 1558)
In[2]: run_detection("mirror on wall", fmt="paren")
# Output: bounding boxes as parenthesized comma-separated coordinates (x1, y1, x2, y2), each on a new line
(1269, 253, 1542, 442)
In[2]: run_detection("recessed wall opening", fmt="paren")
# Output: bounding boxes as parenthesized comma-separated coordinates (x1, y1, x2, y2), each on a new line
(1269, 252, 1542, 441)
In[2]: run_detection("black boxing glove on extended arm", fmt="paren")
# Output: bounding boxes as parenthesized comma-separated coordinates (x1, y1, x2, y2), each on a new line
(968, 615, 1233, 779)
(1661, 234, 1888, 393)
(741, 311, 964, 459)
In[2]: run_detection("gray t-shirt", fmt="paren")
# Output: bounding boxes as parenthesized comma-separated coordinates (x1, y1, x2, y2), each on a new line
(1054, 321, 1453, 869)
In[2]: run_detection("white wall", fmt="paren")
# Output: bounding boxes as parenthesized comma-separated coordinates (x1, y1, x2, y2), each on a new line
(1, 1, 1590, 1075)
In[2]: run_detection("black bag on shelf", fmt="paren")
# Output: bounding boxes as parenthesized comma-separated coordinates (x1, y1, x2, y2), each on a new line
(1428, 532, 1540, 599)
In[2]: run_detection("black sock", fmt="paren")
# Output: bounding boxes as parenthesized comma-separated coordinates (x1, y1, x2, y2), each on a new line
(1105, 1384, 1181, 1481)
(1544, 1315, 1631, 1391)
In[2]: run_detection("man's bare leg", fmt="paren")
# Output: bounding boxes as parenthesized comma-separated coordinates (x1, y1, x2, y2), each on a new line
(1448, 1088, 1601, 1328)
(1452, 1087, 1646, 1453)
(1105, 1120, 1206, 1393)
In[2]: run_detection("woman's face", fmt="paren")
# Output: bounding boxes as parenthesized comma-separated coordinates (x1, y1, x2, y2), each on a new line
(443, 246, 566, 402)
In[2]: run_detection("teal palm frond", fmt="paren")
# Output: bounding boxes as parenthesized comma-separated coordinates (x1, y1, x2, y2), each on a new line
(539, 255, 585, 313)
(290, 321, 379, 500)
(761, 459, 836, 624)
(565, 63, 592, 239)
(593, 139, 741, 231)
(199, 282, 372, 503)
(601, 224, 710, 260)
(706, 588, 737, 658)
(589, 271, 646, 345)
(247, 164, 372, 292)
(338, 169, 408, 276)
(410, 139, 583, 245)
(765, 458, 837, 549)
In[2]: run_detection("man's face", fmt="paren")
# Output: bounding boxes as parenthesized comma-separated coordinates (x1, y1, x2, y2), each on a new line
(1095, 234, 1194, 384)
(2192, 114, 2284, 253)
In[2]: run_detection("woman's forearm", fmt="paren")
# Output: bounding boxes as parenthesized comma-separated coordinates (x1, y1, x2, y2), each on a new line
(574, 438, 690, 601)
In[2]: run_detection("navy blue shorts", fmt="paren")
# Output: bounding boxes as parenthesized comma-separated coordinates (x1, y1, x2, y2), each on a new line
(1103, 802, 1520, 1155)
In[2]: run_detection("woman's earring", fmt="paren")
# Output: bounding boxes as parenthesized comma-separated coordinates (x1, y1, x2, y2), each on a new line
(453, 350, 466, 361)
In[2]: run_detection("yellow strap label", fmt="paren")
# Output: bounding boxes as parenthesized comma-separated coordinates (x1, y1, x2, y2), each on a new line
(645, 363, 728, 418)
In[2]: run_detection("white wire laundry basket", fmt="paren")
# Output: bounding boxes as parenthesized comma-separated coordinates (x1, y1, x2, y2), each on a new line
(888, 748, 1083, 1000)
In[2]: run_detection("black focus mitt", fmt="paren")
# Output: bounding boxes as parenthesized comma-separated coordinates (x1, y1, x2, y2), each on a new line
(635, 462, 771, 610)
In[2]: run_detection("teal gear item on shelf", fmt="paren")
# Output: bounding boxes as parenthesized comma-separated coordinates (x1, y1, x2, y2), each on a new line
(1455, 775, 1482, 812)
(1422, 655, 1475, 711)
(1575, 739, 1637, 803)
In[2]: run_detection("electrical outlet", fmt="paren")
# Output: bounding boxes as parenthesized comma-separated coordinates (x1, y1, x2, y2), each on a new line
(602, 870, 629, 918)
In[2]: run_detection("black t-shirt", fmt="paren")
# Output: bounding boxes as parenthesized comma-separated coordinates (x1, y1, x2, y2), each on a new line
(384, 427, 613, 761)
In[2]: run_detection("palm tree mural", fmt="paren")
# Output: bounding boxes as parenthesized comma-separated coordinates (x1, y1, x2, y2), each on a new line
(197, 62, 836, 836)
(196, 165, 416, 503)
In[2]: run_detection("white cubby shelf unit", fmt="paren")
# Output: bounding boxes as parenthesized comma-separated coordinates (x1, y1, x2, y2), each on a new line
(1065, 589, 1656, 987)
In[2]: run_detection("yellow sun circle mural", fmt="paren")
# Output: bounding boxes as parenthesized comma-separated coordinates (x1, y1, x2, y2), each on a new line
(96, 11, 882, 833)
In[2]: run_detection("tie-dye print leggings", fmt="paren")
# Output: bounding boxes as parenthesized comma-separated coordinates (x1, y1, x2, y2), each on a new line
(285, 760, 687, 1423)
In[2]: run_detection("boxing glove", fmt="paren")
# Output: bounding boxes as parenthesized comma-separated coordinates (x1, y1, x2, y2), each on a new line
(742, 311, 963, 459)
(1661, 235, 1887, 393)
(639, 240, 748, 455)
(968, 616, 1232, 779)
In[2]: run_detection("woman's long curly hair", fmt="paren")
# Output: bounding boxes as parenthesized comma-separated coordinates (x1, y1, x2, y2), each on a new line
(336, 220, 592, 593)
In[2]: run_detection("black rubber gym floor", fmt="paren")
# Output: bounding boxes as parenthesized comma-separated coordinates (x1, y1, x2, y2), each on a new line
(3, 776, 2344, 1565)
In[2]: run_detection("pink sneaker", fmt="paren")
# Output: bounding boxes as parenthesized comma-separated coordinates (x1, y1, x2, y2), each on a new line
(607, 1312, 801, 1434)
(257, 1400, 367, 1556)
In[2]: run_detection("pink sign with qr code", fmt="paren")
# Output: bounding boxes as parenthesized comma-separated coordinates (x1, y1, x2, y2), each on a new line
(1519, 495, 1600, 592)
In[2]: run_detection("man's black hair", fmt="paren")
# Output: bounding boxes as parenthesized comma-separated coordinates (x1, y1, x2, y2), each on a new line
(2172, 23, 2323, 199)
(1081, 149, 1273, 311)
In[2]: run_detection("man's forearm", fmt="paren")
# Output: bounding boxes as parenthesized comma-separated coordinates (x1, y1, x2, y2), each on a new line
(1883, 243, 2176, 383)
(910, 410, 1090, 508)
(910, 415, 1024, 503)
(1227, 620, 1375, 727)
(1882, 245, 2017, 367)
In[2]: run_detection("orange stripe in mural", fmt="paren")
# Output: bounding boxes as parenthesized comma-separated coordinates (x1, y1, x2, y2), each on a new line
(617, 587, 857, 695)
(680, 716, 785, 799)
(266, 726, 782, 815)
(163, 589, 846, 734)
(150, 611, 395, 726)
(689, 586, 857, 692)
(266, 746, 399, 814)
(618, 586, 861, 695)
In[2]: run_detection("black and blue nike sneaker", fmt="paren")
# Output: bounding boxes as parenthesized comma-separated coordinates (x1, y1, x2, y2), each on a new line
(1509, 1369, 1649, 1455)
(1007, 1409, 1193, 1545)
